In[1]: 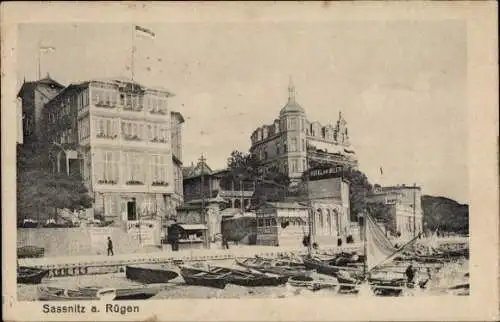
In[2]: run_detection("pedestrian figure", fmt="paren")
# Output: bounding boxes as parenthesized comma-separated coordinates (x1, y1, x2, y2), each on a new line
(337, 237, 343, 247)
(405, 264, 415, 285)
(107, 236, 114, 256)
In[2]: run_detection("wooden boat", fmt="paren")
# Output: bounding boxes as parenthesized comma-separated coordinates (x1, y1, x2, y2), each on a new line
(255, 255, 304, 267)
(179, 266, 230, 289)
(17, 267, 49, 284)
(235, 258, 308, 278)
(302, 256, 361, 277)
(17, 246, 44, 259)
(287, 275, 338, 291)
(125, 264, 179, 284)
(78, 285, 160, 300)
(38, 286, 117, 301)
(189, 264, 289, 287)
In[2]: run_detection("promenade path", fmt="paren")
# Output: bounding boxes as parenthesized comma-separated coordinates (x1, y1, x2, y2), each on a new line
(18, 236, 466, 278)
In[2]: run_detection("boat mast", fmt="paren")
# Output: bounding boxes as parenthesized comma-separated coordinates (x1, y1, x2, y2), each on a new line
(363, 211, 367, 278)
(413, 183, 416, 238)
(306, 164, 313, 256)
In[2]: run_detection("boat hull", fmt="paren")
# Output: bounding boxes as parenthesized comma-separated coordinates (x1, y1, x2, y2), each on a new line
(125, 264, 179, 284)
(180, 267, 230, 289)
(17, 267, 49, 284)
(235, 259, 308, 278)
(38, 286, 117, 301)
(80, 286, 160, 300)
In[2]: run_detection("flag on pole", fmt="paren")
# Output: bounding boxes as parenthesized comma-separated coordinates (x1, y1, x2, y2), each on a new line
(39, 46, 55, 53)
(135, 25, 155, 39)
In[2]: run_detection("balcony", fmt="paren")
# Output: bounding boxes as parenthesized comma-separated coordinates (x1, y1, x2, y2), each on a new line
(123, 105, 143, 112)
(94, 101, 116, 109)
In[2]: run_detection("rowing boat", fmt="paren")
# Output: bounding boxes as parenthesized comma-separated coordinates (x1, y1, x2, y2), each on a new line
(17, 267, 49, 284)
(38, 286, 117, 301)
(125, 264, 179, 284)
(79, 285, 161, 300)
(179, 266, 230, 289)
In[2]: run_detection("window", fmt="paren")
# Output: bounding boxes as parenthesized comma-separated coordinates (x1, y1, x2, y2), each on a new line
(276, 142, 280, 155)
(150, 154, 169, 185)
(95, 150, 120, 184)
(147, 123, 169, 143)
(95, 117, 116, 139)
(122, 92, 142, 111)
(291, 159, 298, 173)
(124, 152, 144, 183)
(302, 139, 306, 152)
(290, 118, 298, 130)
(92, 87, 117, 108)
(290, 138, 297, 152)
(121, 120, 142, 141)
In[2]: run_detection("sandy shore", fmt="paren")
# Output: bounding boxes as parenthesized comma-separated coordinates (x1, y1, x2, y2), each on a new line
(18, 259, 469, 301)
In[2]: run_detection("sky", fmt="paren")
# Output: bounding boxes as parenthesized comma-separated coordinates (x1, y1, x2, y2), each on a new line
(17, 21, 468, 203)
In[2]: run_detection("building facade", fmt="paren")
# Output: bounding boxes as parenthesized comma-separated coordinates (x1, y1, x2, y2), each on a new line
(307, 174, 351, 245)
(40, 78, 184, 231)
(182, 159, 255, 210)
(17, 76, 65, 144)
(366, 184, 423, 238)
(249, 79, 358, 182)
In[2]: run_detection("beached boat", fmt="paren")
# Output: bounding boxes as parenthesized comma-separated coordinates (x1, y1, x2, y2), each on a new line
(254, 255, 305, 267)
(187, 263, 289, 287)
(125, 264, 179, 284)
(79, 285, 161, 300)
(287, 275, 339, 291)
(38, 286, 117, 301)
(302, 256, 361, 277)
(179, 266, 230, 289)
(235, 258, 308, 277)
(17, 246, 45, 259)
(17, 267, 49, 284)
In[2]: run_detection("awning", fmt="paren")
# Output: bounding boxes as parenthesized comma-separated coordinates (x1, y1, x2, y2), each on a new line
(178, 224, 208, 231)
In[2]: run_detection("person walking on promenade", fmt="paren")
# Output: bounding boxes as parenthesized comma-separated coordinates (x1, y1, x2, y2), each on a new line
(107, 236, 114, 256)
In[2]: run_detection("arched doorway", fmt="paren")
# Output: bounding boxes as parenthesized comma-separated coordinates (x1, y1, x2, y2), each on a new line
(317, 208, 323, 234)
(333, 209, 340, 236)
(326, 209, 332, 235)
(234, 199, 241, 210)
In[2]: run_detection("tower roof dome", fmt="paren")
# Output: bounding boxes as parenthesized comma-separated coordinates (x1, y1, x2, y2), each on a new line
(280, 77, 305, 116)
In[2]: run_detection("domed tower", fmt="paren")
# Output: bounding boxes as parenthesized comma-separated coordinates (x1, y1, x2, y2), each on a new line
(279, 78, 308, 182)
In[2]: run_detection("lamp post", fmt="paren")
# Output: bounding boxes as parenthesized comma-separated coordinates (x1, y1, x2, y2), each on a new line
(132, 197, 141, 244)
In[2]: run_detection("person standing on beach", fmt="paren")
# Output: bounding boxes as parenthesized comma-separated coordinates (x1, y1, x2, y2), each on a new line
(107, 236, 114, 256)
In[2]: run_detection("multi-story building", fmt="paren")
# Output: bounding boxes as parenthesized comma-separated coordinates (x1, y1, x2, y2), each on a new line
(17, 75, 65, 144)
(182, 159, 255, 210)
(366, 184, 424, 238)
(249, 79, 358, 182)
(40, 78, 184, 228)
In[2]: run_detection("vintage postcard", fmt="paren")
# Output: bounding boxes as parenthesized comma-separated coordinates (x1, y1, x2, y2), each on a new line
(1, 2, 498, 321)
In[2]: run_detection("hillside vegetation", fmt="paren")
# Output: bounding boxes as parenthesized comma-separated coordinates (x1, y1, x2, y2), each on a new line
(422, 195, 469, 234)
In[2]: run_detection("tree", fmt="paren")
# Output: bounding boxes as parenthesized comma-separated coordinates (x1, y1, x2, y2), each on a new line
(421, 195, 469, 234)
(366, 201, 395, 234)
(222, 150, 290, 207)
(17, 143, 93, 225)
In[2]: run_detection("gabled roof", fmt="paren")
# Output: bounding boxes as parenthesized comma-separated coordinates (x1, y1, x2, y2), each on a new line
(182, 160, 213, 179)
(17, 76, 65, 98)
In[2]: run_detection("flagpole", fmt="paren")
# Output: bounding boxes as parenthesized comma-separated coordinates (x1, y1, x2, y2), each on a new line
(37, 41, 41, 80)
(131, 25, 136, 81)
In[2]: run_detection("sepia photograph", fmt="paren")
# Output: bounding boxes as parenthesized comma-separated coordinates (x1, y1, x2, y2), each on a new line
(2, 2, 498, 322)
